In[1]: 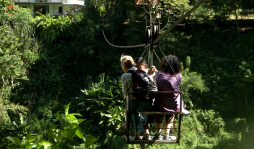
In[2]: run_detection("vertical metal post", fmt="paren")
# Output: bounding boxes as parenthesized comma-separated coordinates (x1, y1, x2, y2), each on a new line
(177, 114, 182, 143)
(178, 93, 183, 143)
(126, 93, 131, 143)
(149, 2, 153, 67)
(180, 93, 182, 113)
(149, 46, 153, 67)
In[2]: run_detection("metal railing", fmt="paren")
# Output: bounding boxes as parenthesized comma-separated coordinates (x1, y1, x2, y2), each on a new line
(15, 0, 66, 3)
(125, 91, 183, 144)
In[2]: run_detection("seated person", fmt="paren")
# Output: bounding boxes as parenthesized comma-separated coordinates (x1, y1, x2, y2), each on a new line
(116, 56, 157, 137)
(152, 55, 189, 140)
(134, 57, 158, 81)
(119, 55, 144, 140)
(134, 57, 158, 140)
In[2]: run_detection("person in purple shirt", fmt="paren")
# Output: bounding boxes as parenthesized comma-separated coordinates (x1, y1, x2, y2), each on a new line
(152, 55, 189, 140)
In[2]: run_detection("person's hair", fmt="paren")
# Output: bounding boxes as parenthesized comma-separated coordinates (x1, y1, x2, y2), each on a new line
(120, 55, 135, 69)
(134, 57, 146, 65)
(160, 55, 182, 74)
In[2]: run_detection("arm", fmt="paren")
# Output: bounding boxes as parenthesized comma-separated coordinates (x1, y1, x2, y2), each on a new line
(121, 73, 132, 99)
(147, 65, 158, 76)
(148, 65, 158, 83)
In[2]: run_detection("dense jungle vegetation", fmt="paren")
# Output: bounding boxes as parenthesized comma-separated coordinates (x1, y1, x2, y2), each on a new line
(1, 0, 254, 148)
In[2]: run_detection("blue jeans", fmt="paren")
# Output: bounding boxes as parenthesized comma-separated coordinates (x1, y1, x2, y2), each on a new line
(130, 100, 152, 133)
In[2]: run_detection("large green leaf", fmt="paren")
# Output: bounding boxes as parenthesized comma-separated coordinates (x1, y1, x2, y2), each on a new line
(64, 102, 71, 116)
(7, 136, 21, 146)
(75, 126, 84, 140)
(59, 114, 71, 128)
(78, 119, 86, 124)
(66, 114, 79, 124)
(84, 134, 98, 148)
(64, 128, 77, 138)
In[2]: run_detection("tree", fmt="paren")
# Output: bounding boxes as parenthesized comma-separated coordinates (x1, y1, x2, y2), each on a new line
(0, 4, 38, 137)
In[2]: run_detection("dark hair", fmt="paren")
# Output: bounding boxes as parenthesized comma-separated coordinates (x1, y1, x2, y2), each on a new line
(160, 55, 182, 74)
(134, 57, 146, 65)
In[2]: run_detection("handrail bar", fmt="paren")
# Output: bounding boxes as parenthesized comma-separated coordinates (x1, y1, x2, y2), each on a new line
(136, 112, 182, 115)
(129, 91, 182, 94)
(150, 91, 182, 94)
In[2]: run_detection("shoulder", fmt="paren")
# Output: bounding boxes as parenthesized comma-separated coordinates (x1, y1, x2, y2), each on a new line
(121, 73, 132, 83)
(121, 67, 137, 81)
(157, 71, 163, 75)
(121, 73, 131, 79)
(156, 71, 165, 77)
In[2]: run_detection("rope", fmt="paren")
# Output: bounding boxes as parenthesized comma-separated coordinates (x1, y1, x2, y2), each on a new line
(153, 48, 161, 62)
(143, 48, 149, 60)
(176, 48, 254, 63)
(141, 48, 148, 58)
(102, 30, 146, 48)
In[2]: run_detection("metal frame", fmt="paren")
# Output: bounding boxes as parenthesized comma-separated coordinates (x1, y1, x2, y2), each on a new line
(125, 91, 183, 144)
(14, 0, 66, 3)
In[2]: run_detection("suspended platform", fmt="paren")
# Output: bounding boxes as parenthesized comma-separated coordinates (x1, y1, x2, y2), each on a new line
(125, 91, 183, 144)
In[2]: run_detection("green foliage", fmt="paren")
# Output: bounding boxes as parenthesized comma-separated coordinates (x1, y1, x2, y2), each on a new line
(179, 109, 230, 148)
(8, 10, 99, 135)
(0, 4, 38, 140)
(5, 103, 98, 149)
(0, 25, 24, 80)
(0, 4, 38, 99)
(181, 56, 209, 108)
(102, 133, 127, 149)
(1, 1, 254, 149)
(182, 56, 209, 93)
(159, 32, 189, 56)
(35, 14, 70, 43)
(122, 22, 146, 46)
(207, 0, 254, 22)
(0, 105, 28, 141)
(238, 62, 254, 82)
(166, 0, 193, 16)
(74, 74, 124, 136)
(169, 23, 254, 148)
(0, 0, 12, 7)
(191, 5, 214, 22)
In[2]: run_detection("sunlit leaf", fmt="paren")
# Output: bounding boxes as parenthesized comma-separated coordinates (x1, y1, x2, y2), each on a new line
(39, 140, 53, 149)
(75, 126, 84, 139)
(64, 102, 71, 116)
(7, 136, 21, 146)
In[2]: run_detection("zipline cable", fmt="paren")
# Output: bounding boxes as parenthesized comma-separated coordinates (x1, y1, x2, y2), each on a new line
(153, 48, 161, 62)
(143, 48, 149, 60)
(141, 48, 149, 58)
(154, 0, 207, 44)
(175, 48, 254, 63)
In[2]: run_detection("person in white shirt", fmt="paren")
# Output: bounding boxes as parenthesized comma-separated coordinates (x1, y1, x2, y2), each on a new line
(134, 57, 157, 82)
